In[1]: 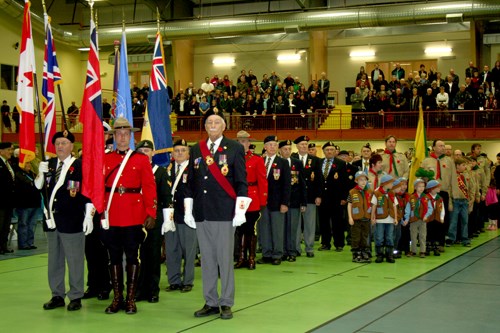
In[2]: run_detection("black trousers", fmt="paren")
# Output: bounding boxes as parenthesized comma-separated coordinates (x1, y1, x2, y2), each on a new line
(102, 225, 146, 265)
(318, 202, 345, 248)
(0, 207, 13, 251)
(85, 214, 111, 292)
(137, 225, 162, 298)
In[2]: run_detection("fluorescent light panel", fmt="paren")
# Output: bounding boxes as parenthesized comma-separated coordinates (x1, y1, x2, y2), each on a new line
(277, 54, 301, 61)
(350, 50, 375, 57)
(424, 47, 452, 54)
(212, 57, 235, 65)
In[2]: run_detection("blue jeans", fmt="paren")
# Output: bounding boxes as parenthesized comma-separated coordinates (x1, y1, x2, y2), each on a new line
(375, 223, 394, 247)
(448, 198, 469, 244)
(16, 207, 38, 248)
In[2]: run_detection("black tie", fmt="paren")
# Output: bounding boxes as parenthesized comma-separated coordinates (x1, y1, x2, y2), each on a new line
(209, 142, 215, 155)
(55, 161, 63, 183)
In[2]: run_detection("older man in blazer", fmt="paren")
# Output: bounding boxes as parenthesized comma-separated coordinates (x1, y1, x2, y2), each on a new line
(0, 142, 16, 254)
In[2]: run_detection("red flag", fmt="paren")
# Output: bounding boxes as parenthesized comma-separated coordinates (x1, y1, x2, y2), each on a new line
(17, 0, 36, 168)
(80, 16, 104, 213)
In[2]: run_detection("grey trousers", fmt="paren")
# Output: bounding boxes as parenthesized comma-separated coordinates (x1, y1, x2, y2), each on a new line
(260, 207, 285, 259)
(196, 221, 235, 307)
(46, 230, 85, 301)
(296, 203, 317, 254)
(410, 220, 427, 254)
(165, 223, 198, 286)
(285, 208, 301, 256)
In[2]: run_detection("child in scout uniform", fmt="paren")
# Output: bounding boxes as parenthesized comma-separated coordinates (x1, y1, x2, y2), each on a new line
(392, 177, 409, 259)
(347, 171, 373, 263)
(407, 178, 427, 258)
(447, 157, 474, 247)
(371, 174, 398, 263)
(423, 180, 445, 256)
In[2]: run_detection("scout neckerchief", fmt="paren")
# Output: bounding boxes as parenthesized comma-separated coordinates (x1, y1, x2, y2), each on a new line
(457, 171, 469, 199)
(412, 191, 425, 219)
(384, 148, 399, 176)
(199, 139, 236, 200)
(369, 168, 379, 188)
(377, 187, 396, 206)
(430, 152, 444, 179)
(355, 184, 371, 204)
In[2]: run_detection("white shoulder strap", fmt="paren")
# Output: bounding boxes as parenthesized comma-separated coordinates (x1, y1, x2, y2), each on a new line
(105, 150, 133, 214)
(48, 157, 76, 221)
(171, 162, 188, 196)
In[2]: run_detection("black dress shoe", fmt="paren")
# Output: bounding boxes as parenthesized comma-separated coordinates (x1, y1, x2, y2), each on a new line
(165, 284, 182, 292)
(2, 248, 13, 253)
(67, 298, 82, 311)
(335, 247, 343, 252)
(148, 295, 159, 303)
(271, 258, 282, 265)
(82, 288, 98, 299)
(306, 252, 314, 258)
(281, 255, 289, 261)
(318, 245, 330, 251)
(288, 256, 296, 262)
(29, 245, 37, 249)
(97, 290, 110, 300)
(257, 257, 272, 264)
(220, 306, 233, 320)
(181, 285, 193, 293)
(19, 246, 31, 250)
(194, 304, 220, 317)
(43, 296, 65, 310)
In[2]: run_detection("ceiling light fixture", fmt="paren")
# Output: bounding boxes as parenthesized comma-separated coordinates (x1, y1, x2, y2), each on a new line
(349, 50, 375, 57)
(424, 47, 452, 54)
(212, 57, 235, 65)
(277, 54, 301, 61)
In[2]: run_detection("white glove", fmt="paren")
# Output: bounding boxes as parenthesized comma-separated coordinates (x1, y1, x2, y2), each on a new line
(46, 219, 56, 229)
(39, 161, 49, 173)
(83, 203, 95, 235)
(232, 196, 252, 227)
(35, 161, 49, 189)
(161, 208, 176, 235)
(184, 198, 196, 229)
(101, 210, 109, 230)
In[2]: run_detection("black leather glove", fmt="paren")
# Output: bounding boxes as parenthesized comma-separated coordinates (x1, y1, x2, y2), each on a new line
(144, 216, 156, 230)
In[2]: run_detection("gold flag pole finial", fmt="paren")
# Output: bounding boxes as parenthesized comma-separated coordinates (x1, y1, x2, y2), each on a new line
(156, 7, 160, 33)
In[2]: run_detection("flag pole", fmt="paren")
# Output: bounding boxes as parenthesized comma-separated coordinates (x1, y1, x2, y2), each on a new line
(33, 77, 45, 162)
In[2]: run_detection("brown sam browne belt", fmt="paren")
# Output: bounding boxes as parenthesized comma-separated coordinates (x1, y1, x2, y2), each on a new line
(248, 182, 258, 186)
(105, 185, 141, 195)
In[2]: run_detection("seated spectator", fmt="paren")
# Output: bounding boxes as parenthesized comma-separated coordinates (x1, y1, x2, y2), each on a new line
(373, 75, 389, 93)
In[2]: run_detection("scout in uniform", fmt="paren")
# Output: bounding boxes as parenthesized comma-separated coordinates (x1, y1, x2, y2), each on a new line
(381, 135, 409, 178)
(423, 180, 445, 256)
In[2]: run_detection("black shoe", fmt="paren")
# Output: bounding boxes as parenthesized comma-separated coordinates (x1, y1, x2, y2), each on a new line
(281, 255, 289, 261)
(318, 245, 331, 251)
(194, 304, 220, 317)
(271, 259, 282, 265)
(29, 245, 37, 250)
(181, 285, 193, 293)
(67, 298, 82, 311)
(306, 252, 314, 258)
(257, 257, 272, 264)
(220, 306, 233, 320)
(18, 246, 31, 250)
(148, 295, 159, 303)
(288, 256, 296, 262)
(82, 288, 98, 299)
(386, 257, 396, 263)
(2, 248, 13, 254)
(335, 247, 343, 252)
(375, 256, 384, 263)
(43, 296, 65, 310)
(97, 290, 110, 300)
(165, 284, 182, 292)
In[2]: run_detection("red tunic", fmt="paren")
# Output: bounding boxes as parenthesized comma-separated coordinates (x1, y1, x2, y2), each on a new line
(245, 151, 268, 212)
(104, 150, 157, 227)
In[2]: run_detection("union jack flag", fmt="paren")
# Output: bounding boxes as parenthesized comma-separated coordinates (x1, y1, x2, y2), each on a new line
(80, 16, 104, 213)
(141, 32, 173, 167)
(42, 13, 62, 157)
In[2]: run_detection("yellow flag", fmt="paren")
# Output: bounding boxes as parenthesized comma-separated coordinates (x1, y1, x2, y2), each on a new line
(141, 106, 153, 143)
(408, 108, 428, 193)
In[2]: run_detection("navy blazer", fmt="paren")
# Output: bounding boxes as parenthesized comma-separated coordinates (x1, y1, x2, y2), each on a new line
(169, 162, 189, 225)
(291, 153, 322, 203)
(0, 157, 15, 208)
(320, 157, 349, 204)
(288, 157, 307, 208)
(186, 136, 248, 222)
(265, 155, 291, 211)
(44, 157, 89, 233)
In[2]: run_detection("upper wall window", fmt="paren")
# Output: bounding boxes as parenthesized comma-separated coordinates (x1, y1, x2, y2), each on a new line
(1, 64, 18, 91)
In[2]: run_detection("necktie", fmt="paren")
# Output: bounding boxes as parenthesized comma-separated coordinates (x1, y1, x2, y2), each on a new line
(209, 142, 215, 155)
(6, 160, 14, 181)
(288, 158, 291, 167)
(265, 157, 271, 175)
(302, 156, 306, 167)
(323, 159, 331, 179)
(55, 161, 63, 183)
(364, 162, 369, 174)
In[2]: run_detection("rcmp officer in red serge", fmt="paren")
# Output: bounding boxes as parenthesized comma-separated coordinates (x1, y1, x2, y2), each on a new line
(234, 130, 268, 270)
(318, 141, 349, 252)
(35, 131, 94, 312)
(101, 117, 157, 315)
(184, 114, 250, 320)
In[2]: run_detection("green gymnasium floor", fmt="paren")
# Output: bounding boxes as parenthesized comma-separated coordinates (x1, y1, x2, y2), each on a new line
(1, 229, 498, 333)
